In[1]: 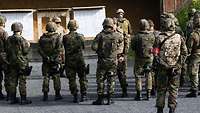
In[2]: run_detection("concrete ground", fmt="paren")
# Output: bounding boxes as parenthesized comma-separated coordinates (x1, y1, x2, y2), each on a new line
(0, 58, 200, 113)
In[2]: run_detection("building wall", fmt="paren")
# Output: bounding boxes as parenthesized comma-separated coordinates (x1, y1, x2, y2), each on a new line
(0, 0, 160, 32)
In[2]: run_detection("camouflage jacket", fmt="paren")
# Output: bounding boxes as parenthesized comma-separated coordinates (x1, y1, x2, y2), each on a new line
(6, 34, 30, 69)
(0, 27, 8, 64)
(91, 29, 121, 65)
(63, 31, 84, 56)
(187, 28, 200, 56)
(154, 31, 187, 68)
(38, 32, 62, 63)
(131, 31, 155, 59)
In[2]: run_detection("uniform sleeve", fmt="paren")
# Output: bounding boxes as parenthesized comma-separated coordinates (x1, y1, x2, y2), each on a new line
(130, 35, 136, 51)
(91, 34, 100, 52)
(79, 34, 85, 50)
(177, 37, 188, 67)
(187, 32, 196, 55)
(127, 20, 132, 35)
(54, 35, 63, 56)
(22, 38, 30, 55)
(38, 37, 48, 59)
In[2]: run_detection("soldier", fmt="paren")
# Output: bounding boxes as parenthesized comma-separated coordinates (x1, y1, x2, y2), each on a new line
(153, 14, 187, 113)
(185, 8, 196, 40)
(38, 22, 63, 101)
(114, 8, 132, 97)
(0, 15, 8, 100)
(6, 22, 32, 105)
(186, 11, 200, 97)
(131, 19, 155, 101)
(63, 19, 88, 103)
(92, 18, 121, 105)
(52, 16, 66, 77)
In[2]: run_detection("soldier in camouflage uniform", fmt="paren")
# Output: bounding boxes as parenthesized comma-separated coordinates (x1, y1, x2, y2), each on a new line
(0, 15, 8, 100)
(6, 22, 32, 105)
(186, 11, 200, 97)
(114, 9, 132, 97)
(38, 22, 63, 101)
(52, 16, 66, 77)
(186, 8, 196, 40)
(131, 19, 155, 101)
(63, 20, 88, 103)
(153, 14, 187, 113)
(92, 18, 121, 105)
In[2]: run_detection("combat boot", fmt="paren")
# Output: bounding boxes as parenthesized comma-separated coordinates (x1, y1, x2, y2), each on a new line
(186, 90, 198, 97)
(0, 91, 5, 100)
(10, 93, 19, 104)
(73, 94, 79, 103)
(146, 90, 151, 100)
(55, 91, 63, 101)
(92, 95, 104, 105)
(134, 91, 142, 101)
(43, 92, 48, 101)
(106, 94, 114, 105)
(121, 88, 128, 97)
(157, 107, 164, 113)
(169, 107, 175, 113)
(80, 94, 87, 102)
(20, 95, 32, 105)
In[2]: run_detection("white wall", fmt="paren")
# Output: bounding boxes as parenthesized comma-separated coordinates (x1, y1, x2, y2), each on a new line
(1, 12, 34, 41)
(74, 8, 106, 38)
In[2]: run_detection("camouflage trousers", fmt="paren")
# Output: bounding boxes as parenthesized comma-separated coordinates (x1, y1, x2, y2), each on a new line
(156, 67, 180, 109)
(42, 63, 61, 93)
(117, 54, 128, 93)
(188, 58, 200, 90)
(8, 68, 27, 96)
(0, 69, 9, 94)
(96, 61, 117, 96)
(134, 57, 153, 91)
(65, 60, 88, 96)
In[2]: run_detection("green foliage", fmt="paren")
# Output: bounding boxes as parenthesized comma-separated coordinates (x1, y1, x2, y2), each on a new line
(176, 0, 200, 32)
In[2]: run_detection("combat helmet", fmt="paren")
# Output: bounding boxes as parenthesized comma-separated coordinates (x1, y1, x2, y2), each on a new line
(160, 14, 176, 31)
(46, 22, 57, 32)
(139, 19, 150, 31)
(102, 18, 114, 28)
(52, 17, 61, 23)
(116, 9, 124, 14)
(68, 19, 79, 31)
(11, 22, 23, 32)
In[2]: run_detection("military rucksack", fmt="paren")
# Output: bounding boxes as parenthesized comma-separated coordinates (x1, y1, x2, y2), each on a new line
(159, 33, 182, 66)
(135, 32, 155, 58)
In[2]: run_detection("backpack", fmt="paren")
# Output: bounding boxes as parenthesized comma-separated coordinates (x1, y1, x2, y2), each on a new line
(159, 33, 182, 66)
(135, 32, 155, 58)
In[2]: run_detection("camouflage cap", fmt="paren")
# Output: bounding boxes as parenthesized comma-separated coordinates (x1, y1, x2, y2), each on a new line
(52, 17, 61, 23)
(67, 19, 79, 30)
(102, 18, 114, 28)
(116, 9, 124, 14)
(46, 22, 57, 32)
(11, 22, 23, 32)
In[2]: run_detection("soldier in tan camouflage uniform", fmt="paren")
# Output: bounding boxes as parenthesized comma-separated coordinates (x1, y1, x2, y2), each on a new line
(153, 14, 187, 113)
(114, 9, 132, 97)
(63, 20, 88, 103)
(131, 19, 155, 101)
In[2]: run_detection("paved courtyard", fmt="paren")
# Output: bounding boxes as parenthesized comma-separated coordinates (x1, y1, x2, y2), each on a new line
(0, 58, 200, 113)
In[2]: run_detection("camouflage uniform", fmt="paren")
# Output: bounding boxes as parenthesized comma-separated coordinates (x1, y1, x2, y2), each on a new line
(38, 22, 63, 101)
(63, 20, 88, 103)
(52, 17, 67, 77)
(6, 22, 32, 104)
(92, 18, 120, 105)
(0, 15, 8, 100)
(186, 11, 200, 97)
(154, 15, 187, 113)
(115, 9, 132, 97)
(131, 19, 155, 100)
